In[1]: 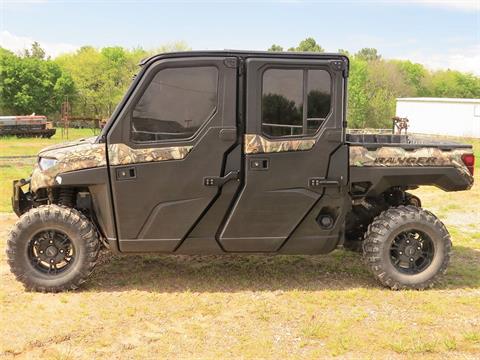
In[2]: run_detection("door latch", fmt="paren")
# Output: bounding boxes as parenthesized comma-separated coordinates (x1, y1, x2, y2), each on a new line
(116, 166, 136, 180)
(204, 171, 239, 187)
(249, 158, 269, 170)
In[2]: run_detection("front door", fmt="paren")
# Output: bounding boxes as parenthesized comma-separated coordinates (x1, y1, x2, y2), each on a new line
(219, 57, 346, 252)
(106, 56, 238, 252)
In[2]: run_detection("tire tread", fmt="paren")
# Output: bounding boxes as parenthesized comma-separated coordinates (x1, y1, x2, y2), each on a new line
(363, 205, 451, 290)
(6, 204, 100, 293)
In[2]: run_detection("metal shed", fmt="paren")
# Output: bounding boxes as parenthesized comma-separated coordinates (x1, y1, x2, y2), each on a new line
(396, 98, 480, 138)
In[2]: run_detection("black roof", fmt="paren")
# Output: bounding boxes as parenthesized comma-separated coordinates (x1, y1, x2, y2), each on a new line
(139, 50, 348, 67)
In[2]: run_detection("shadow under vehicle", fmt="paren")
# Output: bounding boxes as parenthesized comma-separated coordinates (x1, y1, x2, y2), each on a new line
(8, 51, 475, 292)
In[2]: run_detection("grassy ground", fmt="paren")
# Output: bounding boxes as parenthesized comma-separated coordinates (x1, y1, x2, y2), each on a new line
(0, 128, 99, 157)
(0, 134, 479, 358)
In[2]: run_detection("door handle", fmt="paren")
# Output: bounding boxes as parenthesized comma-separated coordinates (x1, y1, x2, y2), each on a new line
(116, 166, 136, 180)
(204, 171, 239, 187)
(308, 178, 340, 188)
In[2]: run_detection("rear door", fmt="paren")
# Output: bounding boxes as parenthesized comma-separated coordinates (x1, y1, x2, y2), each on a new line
(219, 57, 346, 251)
(106, 56, 238, 252)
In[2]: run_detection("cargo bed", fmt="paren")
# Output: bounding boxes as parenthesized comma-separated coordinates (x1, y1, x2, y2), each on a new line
(346, 133, 472, 150)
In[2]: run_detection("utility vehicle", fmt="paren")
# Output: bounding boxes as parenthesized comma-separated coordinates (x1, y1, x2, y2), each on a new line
(8, 51, 475, 292)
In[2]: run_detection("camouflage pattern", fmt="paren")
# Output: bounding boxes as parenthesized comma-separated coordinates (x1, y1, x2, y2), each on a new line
(346, 128, 393, 135)
(244, 134, 315, 154)
(30, 137, 193, 192)
(31, 138, 107, 191)
(108, 143, 192, 165)
(350, 146, 474, 185)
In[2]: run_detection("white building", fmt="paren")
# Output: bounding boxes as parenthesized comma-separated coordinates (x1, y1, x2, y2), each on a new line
(396, 98, 480, 138)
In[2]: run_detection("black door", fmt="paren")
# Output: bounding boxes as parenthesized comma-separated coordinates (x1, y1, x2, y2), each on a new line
(218, 57, 346, 252)
(106, 56, 238, 252)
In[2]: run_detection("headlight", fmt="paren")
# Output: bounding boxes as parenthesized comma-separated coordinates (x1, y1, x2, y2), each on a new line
(38, 157, 58, 171)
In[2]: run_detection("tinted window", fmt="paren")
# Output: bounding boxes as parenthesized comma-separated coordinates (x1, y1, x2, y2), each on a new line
(262, 69, 303, 137)
(261, 68, 331, 138)
(132, 66, 218, 142)
(306, 70, 331, 135)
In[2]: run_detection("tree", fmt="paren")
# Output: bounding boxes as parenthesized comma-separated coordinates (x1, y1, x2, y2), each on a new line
(156, 41, 191, 54)
(268, 44, 284, 52)
(100, 46, 138, 114)
(54, 42, 194, 119)
(394, 60, 428, 96)
(355, 48, 381, 62)
(347, 58, 369, 128)
(338, 49, 350, 56)
(55, 46, 106, 118)
(429, 70, 480, 98)
(22, 42, 47, 60)
(307, 90, 330, 118)
(30, 42, 47, 60)
(0, 47, 74, 115)
(262, 93, 302, 135)
(347, 58, 414, 128)
(292, 37, 324, 53)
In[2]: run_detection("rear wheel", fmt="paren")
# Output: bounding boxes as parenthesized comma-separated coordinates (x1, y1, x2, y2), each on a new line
(363, 205, 451, 290)
(6, 205, 100, 292)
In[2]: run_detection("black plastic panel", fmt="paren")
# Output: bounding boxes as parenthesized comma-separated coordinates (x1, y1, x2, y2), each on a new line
(218, 57, 347, 252)
(106, 56, 238, 252)
(57, 166, 116, 241)
(350, 166, 473, 196)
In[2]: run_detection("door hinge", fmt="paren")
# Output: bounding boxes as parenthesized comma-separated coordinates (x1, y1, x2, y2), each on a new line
(224, 57, 238, 68)
(330, 59, 349, 78)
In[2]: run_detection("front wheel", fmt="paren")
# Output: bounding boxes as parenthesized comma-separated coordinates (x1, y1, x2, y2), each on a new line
(363, 205, 451, 290)
(6, 205, 100, 292)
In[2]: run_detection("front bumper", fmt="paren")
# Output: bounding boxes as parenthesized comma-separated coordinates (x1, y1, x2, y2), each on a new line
(12, 178, 33, 217)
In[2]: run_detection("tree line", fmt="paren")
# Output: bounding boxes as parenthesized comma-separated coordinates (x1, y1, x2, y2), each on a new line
(1, 38, 479, 128)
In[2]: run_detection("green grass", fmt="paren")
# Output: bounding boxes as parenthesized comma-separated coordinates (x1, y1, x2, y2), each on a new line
(0, 165, 32, 212)
(0, 128, 99, 157)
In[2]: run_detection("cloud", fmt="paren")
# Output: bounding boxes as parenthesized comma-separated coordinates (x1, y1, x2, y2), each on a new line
(0, 30, 79, 58)
(395, 44, 480, 75)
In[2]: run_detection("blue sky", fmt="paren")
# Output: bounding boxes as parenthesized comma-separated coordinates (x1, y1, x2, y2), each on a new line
(1, 0, 479, 73)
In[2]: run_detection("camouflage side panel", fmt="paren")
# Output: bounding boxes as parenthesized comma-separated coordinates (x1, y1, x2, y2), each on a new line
(349, 146, 474, 185)
(31, 142, 107, 192)
(244, 134, 315, 154)
(108, 143, 193, 165)
(30, 140, 193, 192)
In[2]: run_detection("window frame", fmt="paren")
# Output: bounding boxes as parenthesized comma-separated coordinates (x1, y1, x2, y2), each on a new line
(129, 64, 220, 145)
(260, 66, 333, 139)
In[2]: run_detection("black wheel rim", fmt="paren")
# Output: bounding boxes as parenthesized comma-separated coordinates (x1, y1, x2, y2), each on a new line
(390, 230, 434, 274)
(28, 230, 75, 275)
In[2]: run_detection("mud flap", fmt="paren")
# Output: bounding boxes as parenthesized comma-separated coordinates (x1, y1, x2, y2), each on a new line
(12, 179, 32, 216)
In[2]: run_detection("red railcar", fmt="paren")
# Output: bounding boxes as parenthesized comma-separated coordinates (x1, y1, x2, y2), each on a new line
(0, 115, 56, 138)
